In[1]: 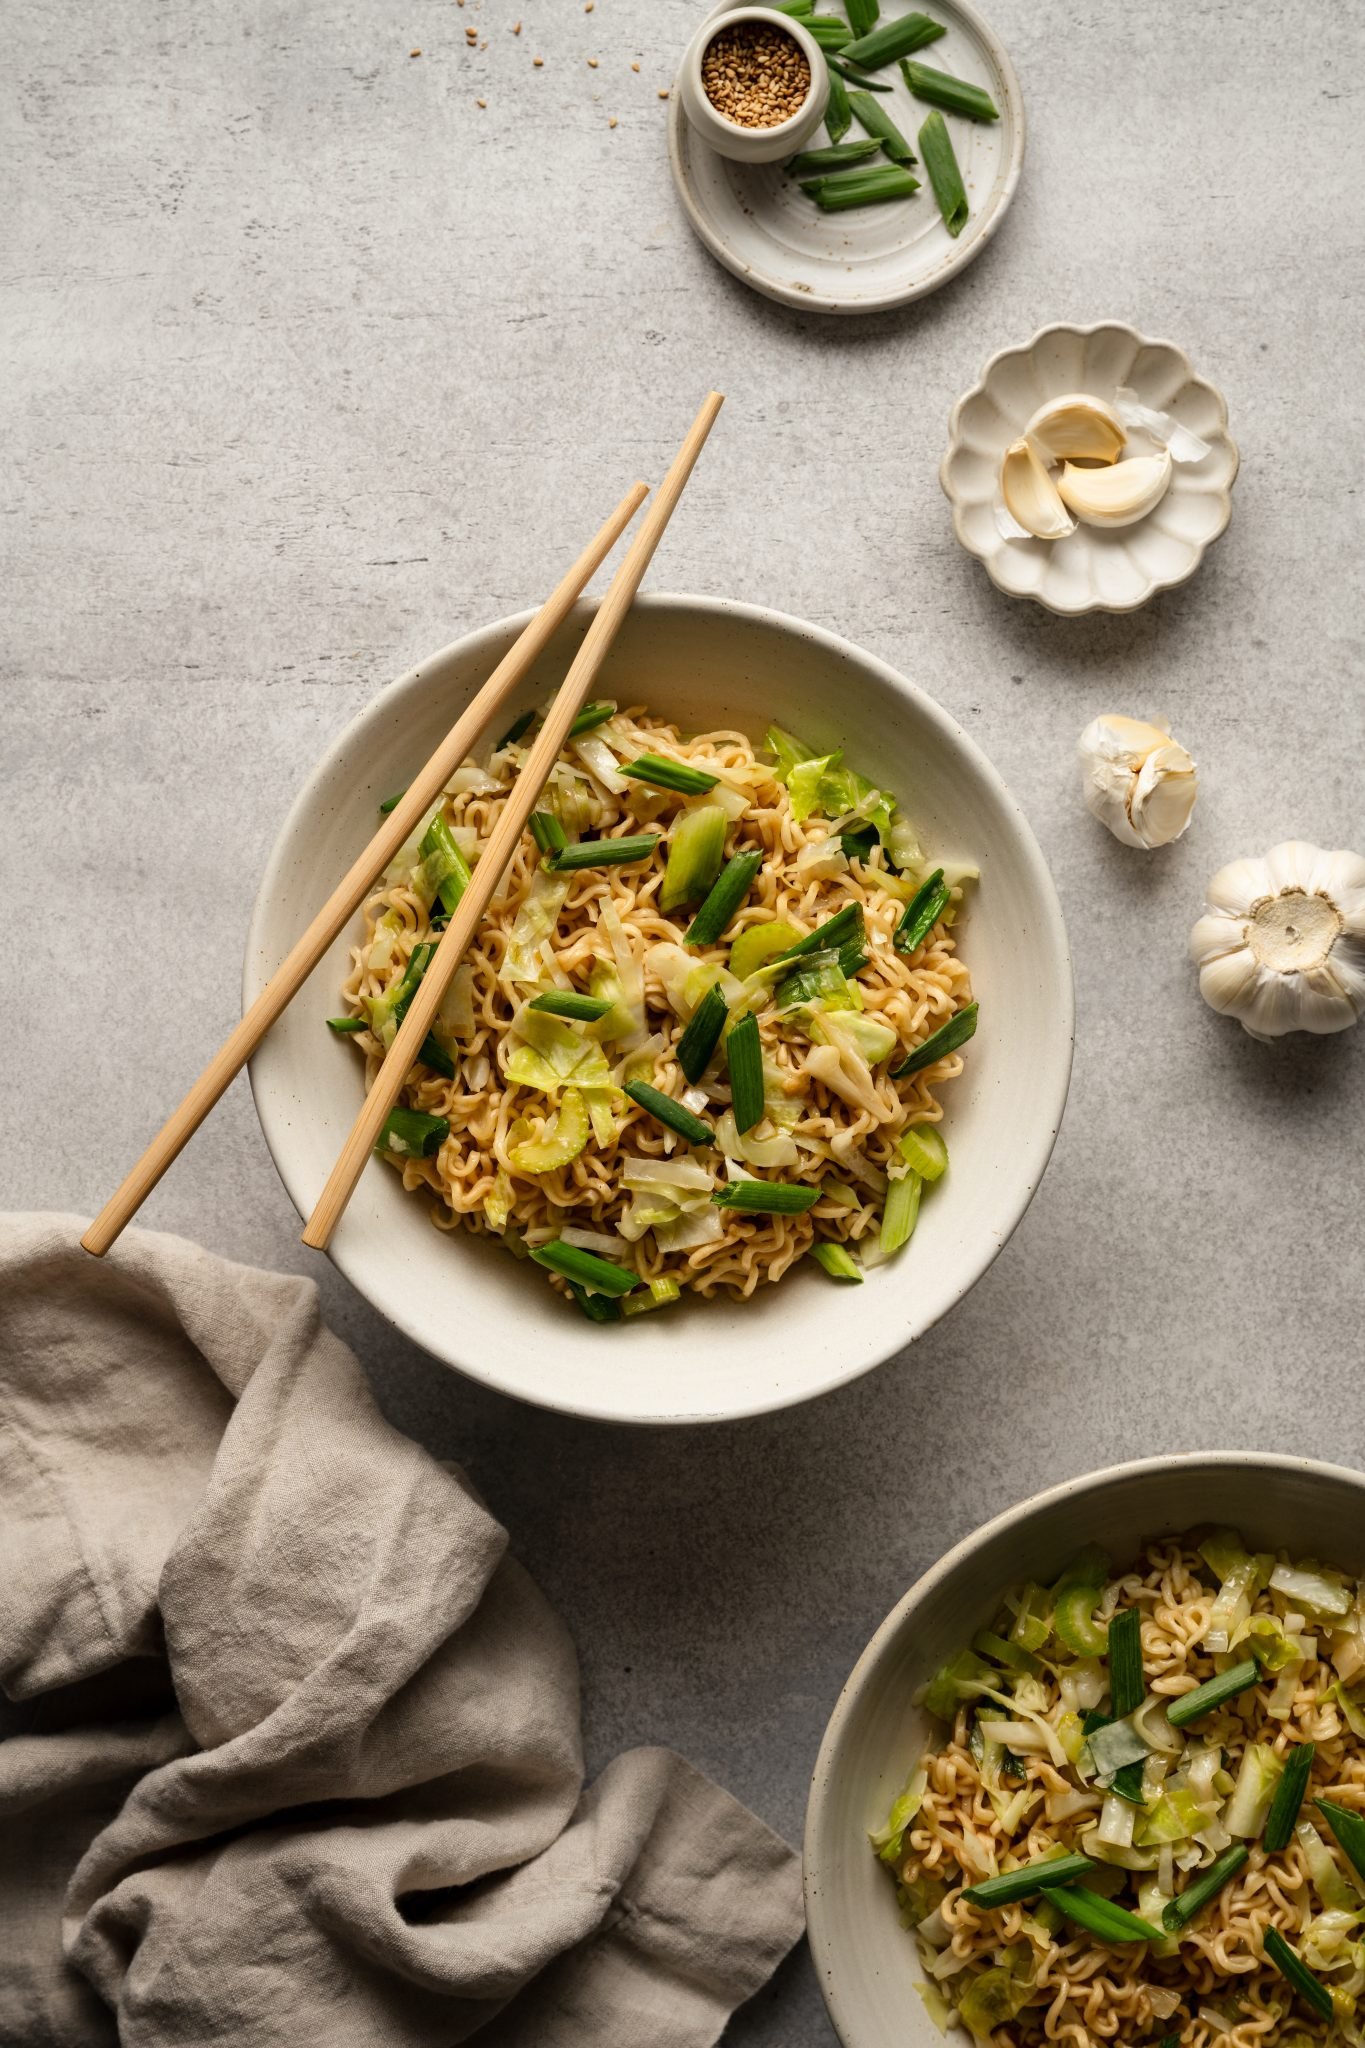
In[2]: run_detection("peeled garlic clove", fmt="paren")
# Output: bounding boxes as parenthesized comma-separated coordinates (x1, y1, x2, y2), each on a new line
(1078, 714, 1197, 850)
(1056, 449, 1173, 529)
(1025, 392, 1126, 466)
(999, 438, 1075, 540)
(1190, 841, 1365, 1039)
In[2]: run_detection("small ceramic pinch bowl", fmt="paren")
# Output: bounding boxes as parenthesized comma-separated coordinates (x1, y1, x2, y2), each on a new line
(678, 6, 829, 165)
(941, 321, 1240, 616)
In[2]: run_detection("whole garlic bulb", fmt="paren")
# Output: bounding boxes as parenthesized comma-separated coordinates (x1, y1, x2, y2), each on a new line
(1078, 715, 1198, 850)
(1190, 840, 1365, 1040)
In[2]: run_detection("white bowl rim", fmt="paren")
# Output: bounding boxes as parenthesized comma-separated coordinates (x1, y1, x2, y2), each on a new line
(939, 318, 1242, 617)
(245, 590, 1074, 1425)
(804, 1448, 1365, 2040)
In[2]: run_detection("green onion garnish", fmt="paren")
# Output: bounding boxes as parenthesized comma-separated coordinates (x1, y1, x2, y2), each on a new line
(569, 701, 615, 737)
(844, 0, 879, 33)
(496, 709, 536, 749)
(806, 17, 853, 48)
(530, 810, 567, 856)
(418, 1033, 455, 1079)
(1046, 1886, 1160, 1944)
(622, 752, 720, 796)
(892, 1001, 979, 1078)
(622, 1275, 683, 1317)
(368, 940, 436, 1045)
(879, 1169, 922, 1255)
(378, 1107, 449, 1159)
(624, 1080, 714, 1147)
(1162, 1843, 1249, 1932)
(776, 903, 865, 966)
(801, 166, 921, 210)
(899, 58, 999, 122)
(676, 981, 729, 1083)
(810, 1241, 863, 1282)
(841, 10, 945, 68)
(547, 834, 661, 871)
(971, 1628, 1037, 1675)
(713, 1180, 820, 1214)
(897, 1125, 947, 1180)
(685, 851, 764, 948)
(420, 812, 473, 918)
(378, 789, 406, 814)
(660, 804, 727, 911)
(771, 0, 815, 13)
(787, 138, 883, 175)
(726, 1011, 765, 1135)
(528, 991, 613, 1022)
(847, 89, 916, 163)
(826, 54, 893, 89)
(918, 109, 969, 236)
(894, 868, 949, 955)
(960, 1854, 1095, 1910)
(823, 59, 853, 139)
(1164, 1658, 1259, 1728)
(327, 1016, 366, 1034)
(1315, 1797, 1365, 1882)
(1263, 1927, 1334, 2021)
(567, 1279, 623, 1323)
(530, 1240, 637, 1297)
(1264, 1743, 1315, 1852)
(1106, 1604, 1146, 1805)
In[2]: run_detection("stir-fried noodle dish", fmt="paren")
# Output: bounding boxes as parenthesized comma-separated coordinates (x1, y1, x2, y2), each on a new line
(873, 1533, 1365, 2048)
(331, 701, 977, 1319)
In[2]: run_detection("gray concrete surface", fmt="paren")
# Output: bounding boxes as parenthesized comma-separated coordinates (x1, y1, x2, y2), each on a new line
(5, 0, 1365, 2038)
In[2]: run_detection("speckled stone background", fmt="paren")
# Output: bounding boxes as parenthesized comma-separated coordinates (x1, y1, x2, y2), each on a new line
(5, 1, 1365, 2038)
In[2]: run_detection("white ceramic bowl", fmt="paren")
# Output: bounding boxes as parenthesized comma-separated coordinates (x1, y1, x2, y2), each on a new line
(941, 322, 1240, 615)
(677, 7, 829, 165)
(246, 595, 1072, 1426)
(805, 1452, 1365, 2047)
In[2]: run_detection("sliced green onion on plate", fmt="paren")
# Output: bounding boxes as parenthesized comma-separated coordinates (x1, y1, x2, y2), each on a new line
(961, 1854, 1095, 1910)
(528, 990, 614, 1022)
(676, 982, 729, 1083)
(378, 1108, 449, 1159)
(918, 109, 969, 236)
(713, 1180, 821, 1214)
(899, 58, 999, 121)
(531, 1240, 637, 1297)
(622, 752, 720, 796)
(547, 833, 660, 872)
(624, 1080, 714, 1147)
(686, 850, 764, 946)
(892, 1001, 979, 1077)
(810, 1242, 863, 1282)
(725, 1011, 765, 1135)
(1165, 1659, 1259, 1727)
(841, 10, 945, 68)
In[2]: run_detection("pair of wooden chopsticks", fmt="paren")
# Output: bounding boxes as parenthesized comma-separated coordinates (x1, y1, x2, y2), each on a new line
(81, 391, 724, 1261)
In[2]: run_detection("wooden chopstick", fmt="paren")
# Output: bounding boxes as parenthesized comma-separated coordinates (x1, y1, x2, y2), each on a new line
(301, 391, 724, 1253)
(80, 480, 649, 1259)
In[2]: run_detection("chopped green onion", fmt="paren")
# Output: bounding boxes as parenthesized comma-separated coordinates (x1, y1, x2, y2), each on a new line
(378, 789, 406, 814)
(497, 709, 536, 748)
(378, 1107, 449, 1158)
(421, 812, 472, 917)
(823, 55, 852, 139)
(567, 1279, 623, 1323)
(899, 58, 999, 121)
(327, 1015, 366, 1034)
(726, 1012, 765, 1135)
(894, 867, 949, 954)
(1162, 1844, 1249, 1932)
(810, 1241, 862, 1282)
(961, 1855, 1095, 1910)
(801, 166, 920, 210)
(788, 138, 883, 174)
(880, 1168, 922, 1255)
(1107, 1605, 1146, 1805)
(1165, 1659, 1259, 1727)
(418, 1032, 455, 1079)
(826, 54, 893, 88)
(530, 810, 567, 856)
(1315, 1797, 1365, 1882)
(569, 701, 615, 737)
(1263, 1927, 1334, 2021)
(622, 1275, 682, 1316)
(847, 89, 916, 162)
(528, 991, 613, 1022)
(622, 752, 720, 796)
(1264, 1743, 1315, 1852)
(368, 939, 436, 1046)
(1047, 1887, 1160, 1944)
(841, 10, 945, 67)
(547, 833, 661, 871)
(806, 17, 853, 48)
(776, 902, 864, 966)
(771, 0, 815, 13)
(685, 851, 764, 946)
(897, 1126, 948, 1180)
(624, 1080, 714, 1147)
(971, 1629, 1037, 1675)
(660, 803, 727, 911)
(713, 1180, 820, 1214)
(844, 0, 879, 31)
(840, 823, 879, 862)
(918, 109, 968, 235)
(675, 982, 729, 1083)
(530, 1239, 637, 1297)
(892, 1000, 979, 1077)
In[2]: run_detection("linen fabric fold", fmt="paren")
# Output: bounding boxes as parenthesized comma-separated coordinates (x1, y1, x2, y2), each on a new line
(0, 1216, 803, 2048)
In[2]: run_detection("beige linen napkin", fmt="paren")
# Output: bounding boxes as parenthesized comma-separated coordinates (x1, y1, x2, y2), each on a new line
(0, 1215, 803, 2048)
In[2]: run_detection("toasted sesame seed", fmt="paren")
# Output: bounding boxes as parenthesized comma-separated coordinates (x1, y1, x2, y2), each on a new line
(533, 54, 543, 66)
(512, 19, 521, 31)
(700, 22, 811, 128)
(409, 47, 420, 57)
(588, 56, 598, 67)
(631, 60, 640, 72)
(609, 115, 617, 126)
(657, 86, 669, 98)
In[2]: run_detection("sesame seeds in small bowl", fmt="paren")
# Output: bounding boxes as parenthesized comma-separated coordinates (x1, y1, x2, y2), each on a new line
(678, 6, 829, 164)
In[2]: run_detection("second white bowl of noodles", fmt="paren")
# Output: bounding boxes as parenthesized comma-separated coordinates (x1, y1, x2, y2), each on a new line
(246, 594, 1072, 1424)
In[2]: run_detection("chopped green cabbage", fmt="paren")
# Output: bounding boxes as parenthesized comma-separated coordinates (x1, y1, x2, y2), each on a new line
(870, 1761, 928, 1865)
(504, 872, 571, 984)
(766, 724, 816, 781)
(1224, 1742, 1282, 1836)
(484, 1170, 515, 1232)
(956, 1961, 1033, 2038)
(1271, 1563, 1353, 1619)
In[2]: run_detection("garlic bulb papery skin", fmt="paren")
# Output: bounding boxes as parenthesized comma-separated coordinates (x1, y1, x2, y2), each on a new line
(1078, 715, 1198, 850)
(1190, 841, 1365, 1041)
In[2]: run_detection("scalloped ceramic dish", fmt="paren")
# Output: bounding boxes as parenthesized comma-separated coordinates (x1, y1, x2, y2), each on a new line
(941, 322, 1240, 615)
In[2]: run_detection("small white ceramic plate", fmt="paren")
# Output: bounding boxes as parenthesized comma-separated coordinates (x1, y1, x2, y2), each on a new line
(941, 321, 1240, 615)
(668, 0, 1025, 315)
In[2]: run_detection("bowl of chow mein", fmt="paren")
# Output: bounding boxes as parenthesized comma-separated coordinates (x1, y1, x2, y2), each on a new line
(806, 1452, 1365, 2048)
(246, 593, 1072, 1422)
